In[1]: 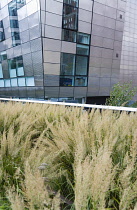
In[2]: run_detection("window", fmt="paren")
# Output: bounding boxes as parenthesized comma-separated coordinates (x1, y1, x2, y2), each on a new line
(62, 29, 76, 42)
(8, 0, 17, 16)
(75, 77, 87, 86)
(63, 0, 78, 7)
(76, 56, 88, 75)
(10, 20, 19, 28)
(0, 21, 5, 42)
(5, 79, 11, 87)
(76, 44, 89, 55)
(0, 80, 4, 87)
(8, 56, 24, 78)
(77, 33, 90, 45)
(11, 78, 18, 86)
(0, 64, 3, 78)
(63, 4, 78, 30)
(1, 51, 7, 61)
(60, 76, 74, 86)
(60, 53, 89, 86)
(17, 0, 26, 9)
(60, 53, 75, 75)
(18, 77, 26, 86)
(26, 77, 35, 86)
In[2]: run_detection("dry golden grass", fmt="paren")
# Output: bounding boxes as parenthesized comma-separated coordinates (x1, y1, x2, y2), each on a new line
(0, 102, 137, 210)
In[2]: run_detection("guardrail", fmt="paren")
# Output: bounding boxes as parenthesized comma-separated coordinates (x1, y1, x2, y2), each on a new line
(0, 97, 137, 112)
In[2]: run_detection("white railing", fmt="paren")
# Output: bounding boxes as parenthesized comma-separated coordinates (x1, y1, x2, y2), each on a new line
(0, 98, 137, 112)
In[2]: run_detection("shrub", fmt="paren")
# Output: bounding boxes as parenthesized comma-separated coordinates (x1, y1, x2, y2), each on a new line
(0, 102, 137, 209)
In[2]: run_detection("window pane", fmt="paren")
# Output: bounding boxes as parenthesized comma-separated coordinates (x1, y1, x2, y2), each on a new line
(0, 80, 4, 87)
(1, 51, 7, 61)
(0, 21, 5, 42)
(10, 69, 17, 78)
(26, 77, 35, 86)
(16, 56, 24, 76)
(10, 20, 19, 28)
(17, 67, 24, 76)
(0, 64, 3, 78)
(75, 77, 87, 86)
(77, 44, 89, 55)
(61, 53, 75, 75)
(63, 0, 78, 7)
(17, 0, 26, 9)
(60, 76, 74, 86)
(76, 56, 88, 75)
(77, 33, 90, 45)
(18, 77, 26, 86)
(5, 79, 11, 87)
(63, 4, 78, 30)
(11, 78, 18, 86)
(8, 0, 17, 16)
(62, 29, 76, 42)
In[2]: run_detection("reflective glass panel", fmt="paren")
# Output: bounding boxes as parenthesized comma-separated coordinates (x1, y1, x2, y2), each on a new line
(76, 56, 88, 75)
(0, 32, 5, 42)
(75, 76, 87, 86)
(5, 79, 11, 87)
(8, 0, 17, 16)
(77, 33, 90, 45)
(10, 20, 19, 28)
(11, 78, 18, 86)
(0, 64, 3, 78)
(60, 76, 74, 86)
(18, 77, 26, 86)
(76, 44, 89, 55)
(26, 77, 35, 86)
(16, 56, 24, 76)
(1, 51, 7, 61)
(0, 80, 4, 87)
(63, 4, 78, 30)
(63, 0, 78, 7)
(60, 53, 75, 75)
(17, 67, 24, 76)
(9, 58, 17, 78)
(17, 0, 26, 9)
(62, 29, 76, 42)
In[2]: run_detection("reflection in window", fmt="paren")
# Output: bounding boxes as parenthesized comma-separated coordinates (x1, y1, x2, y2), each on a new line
(17, 0, 26, 9)
(76, 56, 88, 75)
(60, 53, 75, 75)
(62, 29, 76, 42)
(1, 51, 7, 61)
(63, 4, 78, 30)
(63, 0, 78, 7)
(77, 33, 90, 45)
(12, 32, 21, 46)
(0, 21, 5, 42)
(8, 0, 17, 16)
(75, 77, 87, 86)
(60, 76, 74, 86)
(76, 44, 89, 55)
(10, 20, 19, 28)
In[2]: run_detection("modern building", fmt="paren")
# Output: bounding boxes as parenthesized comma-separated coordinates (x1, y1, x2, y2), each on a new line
(0, 0, 135, 104)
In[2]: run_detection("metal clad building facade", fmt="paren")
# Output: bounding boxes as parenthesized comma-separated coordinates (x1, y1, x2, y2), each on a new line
(0, 0, 130, 103)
